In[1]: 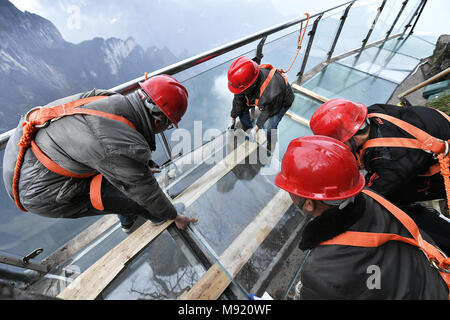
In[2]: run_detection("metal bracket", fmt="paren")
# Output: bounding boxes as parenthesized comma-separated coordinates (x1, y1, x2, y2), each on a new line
(297, 14, 323, 82)
(22, 248, 44, 264)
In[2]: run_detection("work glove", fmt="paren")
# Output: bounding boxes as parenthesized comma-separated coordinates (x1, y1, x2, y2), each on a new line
(227, 119, 236, 131)
(246, 127, 257, 143)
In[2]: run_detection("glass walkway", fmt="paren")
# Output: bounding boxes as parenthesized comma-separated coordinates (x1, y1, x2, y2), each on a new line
(0, 0, 441, 299)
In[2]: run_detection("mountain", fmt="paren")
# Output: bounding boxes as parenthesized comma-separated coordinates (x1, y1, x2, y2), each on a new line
(0, 0, 179, 132)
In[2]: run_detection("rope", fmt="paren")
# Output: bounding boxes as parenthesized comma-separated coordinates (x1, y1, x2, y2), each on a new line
(13, 121, 40, 212)
(438, 153, 450, 214)
(278, 13, 310, 75)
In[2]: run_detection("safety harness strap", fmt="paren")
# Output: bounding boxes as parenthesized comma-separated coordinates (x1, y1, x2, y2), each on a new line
(13, 96, 136, 212)
(320, 189, 450, 297)
(363, 113, 449, 155)
(246, 64, 289, 108)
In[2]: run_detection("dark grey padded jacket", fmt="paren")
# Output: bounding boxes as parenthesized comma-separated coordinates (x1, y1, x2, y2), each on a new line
(298, 192, 449, 300)
(2, 89, 177, 220)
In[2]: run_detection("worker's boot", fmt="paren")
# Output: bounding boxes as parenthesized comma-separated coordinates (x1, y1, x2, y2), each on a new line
(119, 214, 137, 233)
(148, 216, 167, 226)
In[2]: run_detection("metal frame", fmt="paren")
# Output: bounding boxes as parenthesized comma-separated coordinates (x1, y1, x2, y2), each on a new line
(327, 2, 354, 62)
(384, 0, 409, 42)
(297, 14, 323, 82)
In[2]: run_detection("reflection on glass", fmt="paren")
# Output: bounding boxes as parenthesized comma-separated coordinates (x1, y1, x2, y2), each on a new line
(379, 34, 438, 59)
(277, 115, 313, 159)
(333, 5, 379, 57)
(186, 149, 279, 256)
(338, 46, 420, 83)
(102, 231, 204, 300)
(303, 63, 398, 105)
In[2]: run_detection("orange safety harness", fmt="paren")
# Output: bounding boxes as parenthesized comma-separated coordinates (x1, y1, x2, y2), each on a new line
(320, 189, 450, 298)
(245, 64, 289, 108)
(359, 110, 450, 212)
(245, 13, 310, 109)
(12, 96, 136, 212)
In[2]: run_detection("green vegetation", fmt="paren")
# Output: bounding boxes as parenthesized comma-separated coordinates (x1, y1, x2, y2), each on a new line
(425, 90, 450, 115)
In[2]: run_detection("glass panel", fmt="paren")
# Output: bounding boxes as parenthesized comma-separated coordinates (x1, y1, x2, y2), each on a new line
(303, 9, 345, 72)
(379, 34, 438, 59)
(338, 46, 420, 83)
(368, 0, 405, 42)
(102, 230, 205, 300)
(186, 150, 279, 257)
(181, 143, 307, 296)
(277, 116, 312, 160)
(261, 25, 313, 83)
(302, 63, 398, 105)
(391, 0, 422, 35)
(333, 3, 380, 57)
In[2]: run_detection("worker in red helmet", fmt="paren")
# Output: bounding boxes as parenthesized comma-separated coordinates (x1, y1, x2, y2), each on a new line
(2, 74, 197, 233)
(275, 136, 450, 299)
(310, 99, 450, 206)
(309, 99, 450, 254)
(227, 56, 294, 151)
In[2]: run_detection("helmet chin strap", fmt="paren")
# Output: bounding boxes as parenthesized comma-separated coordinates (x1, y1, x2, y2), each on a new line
(348, 137, 358, 154)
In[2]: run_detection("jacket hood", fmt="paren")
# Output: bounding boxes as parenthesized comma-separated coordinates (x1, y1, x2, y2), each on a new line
(125, 91, 157, 151)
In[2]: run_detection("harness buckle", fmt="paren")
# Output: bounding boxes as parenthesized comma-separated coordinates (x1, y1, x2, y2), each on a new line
(24, 106, 50, 128)
(431, 259, 450, 274)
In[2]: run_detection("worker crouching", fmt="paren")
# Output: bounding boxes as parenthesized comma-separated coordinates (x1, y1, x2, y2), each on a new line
(2, 74, 197, 233)
(275, 136, 450, 299)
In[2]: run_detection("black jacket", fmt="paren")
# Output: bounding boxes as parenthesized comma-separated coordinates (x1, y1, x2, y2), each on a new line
(362, 104, 450, 204)
(2, 89, 177, 220)
(298, 192, 449, 300)
(230, 68, 294, 128)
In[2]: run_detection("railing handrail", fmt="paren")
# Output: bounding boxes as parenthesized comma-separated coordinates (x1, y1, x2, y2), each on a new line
(110, 0, 356, 94)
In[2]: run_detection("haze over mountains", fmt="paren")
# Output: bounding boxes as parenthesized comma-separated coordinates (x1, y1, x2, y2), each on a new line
(0, 0, 180, 131)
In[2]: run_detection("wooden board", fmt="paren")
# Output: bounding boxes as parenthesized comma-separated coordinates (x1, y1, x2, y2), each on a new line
(57, 132, 264, 300)
(178, 190, 292, 300)
(291, 83, 329, 103)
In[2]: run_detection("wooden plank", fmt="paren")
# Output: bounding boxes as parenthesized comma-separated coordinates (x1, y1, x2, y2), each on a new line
(291, 83, 329, 103)
(42, 215, 118, 269)
(398, 67, 450, 99)
(285, 111, 310, 128)
(178, 190, 292, 300)
(57, 220, 172, 300)
(57, 132, 263, 300)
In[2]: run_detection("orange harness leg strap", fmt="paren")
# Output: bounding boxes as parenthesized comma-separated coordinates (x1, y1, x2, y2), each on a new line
(320, 189, 450, 298)
(13, 96, 136, 212)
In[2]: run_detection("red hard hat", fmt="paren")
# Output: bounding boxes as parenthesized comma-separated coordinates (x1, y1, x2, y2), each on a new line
(227, 57, 260, 94)
(139, 74, 188, 128)
(310, 99, 368, 142)
(275, 135, 365, 200)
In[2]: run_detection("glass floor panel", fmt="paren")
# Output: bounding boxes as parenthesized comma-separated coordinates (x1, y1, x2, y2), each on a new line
(379, 34, 438, 60)
(338, 46, 420, 83)
(185, 149, 279, 257)
(302, 62, 398, 105)
(102, 230, 205, 300)
(277, 116, 312, 160)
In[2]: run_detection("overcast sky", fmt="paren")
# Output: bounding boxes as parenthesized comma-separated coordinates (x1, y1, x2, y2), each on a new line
(9, 0, 450, 57)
